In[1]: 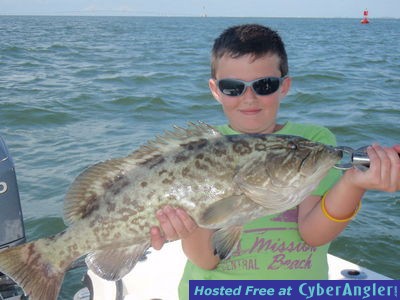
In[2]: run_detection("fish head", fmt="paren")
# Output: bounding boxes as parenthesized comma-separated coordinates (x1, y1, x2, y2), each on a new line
(262, 135, 343, 188)
(234, 134, 343, 215)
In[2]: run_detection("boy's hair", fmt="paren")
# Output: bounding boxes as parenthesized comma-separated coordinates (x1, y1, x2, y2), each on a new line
(211, 24, 288, 78)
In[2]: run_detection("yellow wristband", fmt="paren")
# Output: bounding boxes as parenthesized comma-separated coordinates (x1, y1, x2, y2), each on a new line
(320, 193, 361, 223)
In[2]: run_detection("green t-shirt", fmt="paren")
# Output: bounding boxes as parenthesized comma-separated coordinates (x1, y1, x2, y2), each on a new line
(178, 122, 342, 299)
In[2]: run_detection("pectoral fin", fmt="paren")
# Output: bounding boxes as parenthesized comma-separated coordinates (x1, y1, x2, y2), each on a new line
(234, 161, 299, 214)
(236, 179, 300, 214)
(212, 226, 242, 260)
(199, 195, 246, 227)
(85, 242, 150, 281)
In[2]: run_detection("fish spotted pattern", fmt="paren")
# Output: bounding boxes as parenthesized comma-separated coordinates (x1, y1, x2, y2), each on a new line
(0, 122, 341, 299)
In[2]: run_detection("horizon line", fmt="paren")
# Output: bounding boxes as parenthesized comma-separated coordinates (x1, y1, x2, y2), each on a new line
(0, 13, 398, 19)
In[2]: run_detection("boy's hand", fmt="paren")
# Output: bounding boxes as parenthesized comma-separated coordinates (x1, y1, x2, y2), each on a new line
(344, 144, 400, 192)
(150, 206, 198, 250)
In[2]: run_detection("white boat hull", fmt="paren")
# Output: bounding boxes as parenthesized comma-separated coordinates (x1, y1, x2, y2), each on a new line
(74, 241, 391, 300)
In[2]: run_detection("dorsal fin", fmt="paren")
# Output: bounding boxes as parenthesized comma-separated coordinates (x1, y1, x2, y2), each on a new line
(128, 122, 221, 162)
(63, 158, 127, 225)
(63, 122, 220, 225)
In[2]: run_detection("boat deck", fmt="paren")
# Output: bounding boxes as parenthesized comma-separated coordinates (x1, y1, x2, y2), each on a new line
(74, 241, 391, 300)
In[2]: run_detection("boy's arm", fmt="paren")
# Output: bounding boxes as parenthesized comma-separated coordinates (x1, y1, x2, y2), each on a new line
(298, 144, 400, 246)
(150, 206, 220, 270)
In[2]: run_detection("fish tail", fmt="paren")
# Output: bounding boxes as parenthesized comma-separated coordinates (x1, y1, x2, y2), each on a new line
(0, 239, 68, 300)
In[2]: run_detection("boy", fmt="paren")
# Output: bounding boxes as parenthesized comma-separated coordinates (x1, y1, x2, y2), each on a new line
(150, 24, 400, 298)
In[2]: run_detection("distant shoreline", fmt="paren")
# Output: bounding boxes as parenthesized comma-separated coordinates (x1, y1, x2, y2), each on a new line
(0, 14, 399, 20)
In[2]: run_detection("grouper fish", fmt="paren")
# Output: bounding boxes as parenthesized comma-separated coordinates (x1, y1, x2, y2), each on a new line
(0, 122, 342, 299)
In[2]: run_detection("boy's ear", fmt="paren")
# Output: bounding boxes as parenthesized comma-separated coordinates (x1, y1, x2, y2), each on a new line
(209, 78, 222, 103)
(279, 76, 291, 99)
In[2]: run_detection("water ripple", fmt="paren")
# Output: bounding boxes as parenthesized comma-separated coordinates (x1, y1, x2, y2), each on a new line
(0, 17, 399, 295)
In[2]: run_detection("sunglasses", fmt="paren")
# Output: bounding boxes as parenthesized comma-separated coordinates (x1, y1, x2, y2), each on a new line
(216, 76, 286, 97)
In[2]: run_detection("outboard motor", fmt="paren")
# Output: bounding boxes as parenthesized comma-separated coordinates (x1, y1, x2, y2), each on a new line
(0, 136, 26, 299)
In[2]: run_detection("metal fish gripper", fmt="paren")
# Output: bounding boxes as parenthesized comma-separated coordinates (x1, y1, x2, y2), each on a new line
(334, 146, 371, 171)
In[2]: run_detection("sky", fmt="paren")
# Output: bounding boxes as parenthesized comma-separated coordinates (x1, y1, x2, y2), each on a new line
(0, 0, 399, 18)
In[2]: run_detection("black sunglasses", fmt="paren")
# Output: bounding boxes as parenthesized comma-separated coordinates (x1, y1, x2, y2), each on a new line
(216, 76, 286, 97)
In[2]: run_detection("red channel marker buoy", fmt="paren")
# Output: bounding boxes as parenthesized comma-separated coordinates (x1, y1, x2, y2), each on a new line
(361, 9, 369, 24)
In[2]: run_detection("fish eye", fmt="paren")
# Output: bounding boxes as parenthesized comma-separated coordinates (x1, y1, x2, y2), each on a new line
(288, 142, 297, 150)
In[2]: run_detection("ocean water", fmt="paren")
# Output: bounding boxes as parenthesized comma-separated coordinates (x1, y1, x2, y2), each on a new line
(0, 16, 399, 298)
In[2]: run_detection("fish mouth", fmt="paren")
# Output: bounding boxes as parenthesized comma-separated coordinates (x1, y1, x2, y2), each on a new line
(323, 146, 344, 167)
(331, 146, 344, 159)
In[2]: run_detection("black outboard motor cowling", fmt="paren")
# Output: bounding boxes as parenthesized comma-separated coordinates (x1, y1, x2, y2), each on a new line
(0, 136, 26, 299)
(0, 136, 25, 248)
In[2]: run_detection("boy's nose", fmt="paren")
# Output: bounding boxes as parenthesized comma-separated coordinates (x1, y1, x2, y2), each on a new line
(242, 86, 258, 102)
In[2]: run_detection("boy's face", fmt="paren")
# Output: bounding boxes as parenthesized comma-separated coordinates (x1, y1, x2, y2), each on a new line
(209, 53, 291, 134)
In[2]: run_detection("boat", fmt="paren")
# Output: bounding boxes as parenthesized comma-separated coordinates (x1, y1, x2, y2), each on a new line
(73, 241, 391, 300)
(361, 9, 370, 24)
(0, 136, 392, 300)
